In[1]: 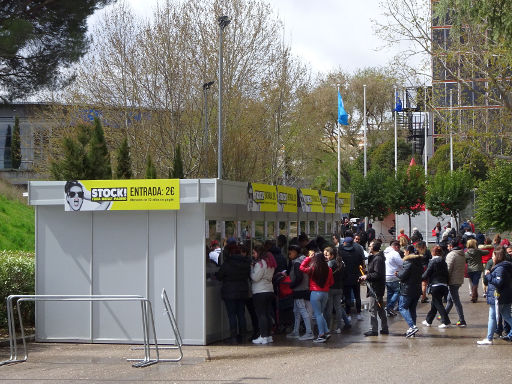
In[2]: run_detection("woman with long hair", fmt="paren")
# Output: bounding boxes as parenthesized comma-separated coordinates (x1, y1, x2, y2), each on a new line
(477, 246, 512, 345)
(323, 246, 350, 333)
(465, 239, 487, 302)
(300, 251, 334, 343)
(251, 245, 277, 345)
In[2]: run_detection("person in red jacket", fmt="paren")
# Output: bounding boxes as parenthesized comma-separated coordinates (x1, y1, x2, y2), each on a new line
(300, 252, 334, 343)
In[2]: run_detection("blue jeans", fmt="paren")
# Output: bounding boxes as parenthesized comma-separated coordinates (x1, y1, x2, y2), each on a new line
(293, 298, 312, 334)
(386, 281, 400, 311)
(310, 291, 329, 336)
(487, 302, 512, 340)
(399, 295, 420, 328)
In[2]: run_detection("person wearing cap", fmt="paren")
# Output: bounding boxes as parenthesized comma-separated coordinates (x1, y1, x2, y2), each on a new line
(209, 240, 221, 265)
(339, 236, 365, 321)
(285, 244, 314, 340)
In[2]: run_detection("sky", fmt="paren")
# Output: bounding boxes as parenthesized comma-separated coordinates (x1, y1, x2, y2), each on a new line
(119, 0, 401, 75)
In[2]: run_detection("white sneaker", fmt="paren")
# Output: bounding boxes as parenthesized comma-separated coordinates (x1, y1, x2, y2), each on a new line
(357, 314, 363, 321)
(252, 336, 268, 345)
(477, 338, 493, 345)
(422, 320, 431, 327)
(405, 327, 419, 338)
(334, 328, 342, 334)
(266, 336, 273, 343)
(438, 323, 451, 329)
(298, 333, 314, 341)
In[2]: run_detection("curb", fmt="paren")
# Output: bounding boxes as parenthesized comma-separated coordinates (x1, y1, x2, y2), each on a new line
(0, 335, 35, 347)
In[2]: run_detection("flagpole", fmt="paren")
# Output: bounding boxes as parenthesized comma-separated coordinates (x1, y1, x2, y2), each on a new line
(363, 84, 367, 177)
(449, 89, 453, 174)
(337, 84, 341, 193)
(424, 85, 429, 244)
(394, 86, 398, 177)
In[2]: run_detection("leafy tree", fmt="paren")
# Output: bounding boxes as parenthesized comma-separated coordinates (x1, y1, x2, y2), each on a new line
(86, 118, 111, 179)
(171, 145, 184, 179)
(385, 164, 426, 236)
(11, 117, 21, 169)
(0, 0, 115, 101)
(427, 142, 491, 181)
(145, 154, 157, 179)
(50, 126, 91, 180)
(369, 139, 414, 172)
(115, 136, 132, 179)
(350, 167, 392, 221)
(426, 169, 474, 230)
(475, 161, 512, 232)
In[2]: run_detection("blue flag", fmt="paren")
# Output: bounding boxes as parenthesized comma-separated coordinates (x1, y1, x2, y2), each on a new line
(338, 91, 348, 125)
(394, 91, 402, 112)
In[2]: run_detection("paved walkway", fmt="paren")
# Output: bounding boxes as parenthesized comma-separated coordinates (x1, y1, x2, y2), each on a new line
(0, 296, 510, 383)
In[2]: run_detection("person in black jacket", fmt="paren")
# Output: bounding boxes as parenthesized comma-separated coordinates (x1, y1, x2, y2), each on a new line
(323, 246, 351, 333)
(396, 245, 423, 338)
(216, 243, 251, 343)
(285, 244, 314, 340)
(339, 237, 366, 320)
(360, 242, 388, 336)
(421, 245, 451, 327)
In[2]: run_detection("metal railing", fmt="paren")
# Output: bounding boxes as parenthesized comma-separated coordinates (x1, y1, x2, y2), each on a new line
(130, 289, 183, 362)
(0, 291, 182, 368)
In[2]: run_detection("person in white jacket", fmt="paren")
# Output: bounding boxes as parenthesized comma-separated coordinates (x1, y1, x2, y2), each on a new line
(384, 241, 404, 317)
(250, 246, 277, 345)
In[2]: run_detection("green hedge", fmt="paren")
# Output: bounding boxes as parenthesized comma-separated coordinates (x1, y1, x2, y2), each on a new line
(0, 251, 35, 328)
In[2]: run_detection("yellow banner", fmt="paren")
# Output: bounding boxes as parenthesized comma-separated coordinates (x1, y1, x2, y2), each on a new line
(248, 183, 278, 212)
(64, 179, 180, 211)
(299, 188, 323, 213)
(336, 192, 351, 214)
(321, 190, 336, 214)
(277, 185, 298, 213)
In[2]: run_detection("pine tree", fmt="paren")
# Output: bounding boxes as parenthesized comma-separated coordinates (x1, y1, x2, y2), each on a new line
(145, 154, 157, 179)
(11, 117, 21, 169)
(87, 118, 112, 179)
(115, 136, 132, 179)
(3, 125, 11, 168)
(171, 144, 184, 179)
(50, 127, 90, 180)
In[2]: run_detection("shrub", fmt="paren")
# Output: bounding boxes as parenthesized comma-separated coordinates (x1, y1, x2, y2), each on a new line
(0, 251, 35, 328)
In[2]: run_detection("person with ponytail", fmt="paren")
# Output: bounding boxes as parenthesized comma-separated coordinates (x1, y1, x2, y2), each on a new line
(251, 245, 277, 345)
(300, 251, 334, 343)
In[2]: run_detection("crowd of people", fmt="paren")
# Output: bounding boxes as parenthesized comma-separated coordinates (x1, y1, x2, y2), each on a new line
(208, 221, 512, 346)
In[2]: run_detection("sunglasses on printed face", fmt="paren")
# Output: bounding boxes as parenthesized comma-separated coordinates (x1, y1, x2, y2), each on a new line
(68, 191, 84, 198)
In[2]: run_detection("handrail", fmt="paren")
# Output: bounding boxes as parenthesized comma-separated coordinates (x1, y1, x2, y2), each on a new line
(0, 295, 159, 368)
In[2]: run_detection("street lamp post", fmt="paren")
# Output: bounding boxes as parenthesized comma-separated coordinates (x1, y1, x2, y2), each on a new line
(202, 81, 214, 176)
(217, 15, 230, 180)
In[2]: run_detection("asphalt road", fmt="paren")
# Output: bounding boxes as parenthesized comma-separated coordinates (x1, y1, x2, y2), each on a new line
(0, 294, 510, 384)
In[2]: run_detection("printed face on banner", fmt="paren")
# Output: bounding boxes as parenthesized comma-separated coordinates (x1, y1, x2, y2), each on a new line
(64, 179, 180, 211)
(336, 192, 352, 214)
(299, 189, 323, 213)
(321, 190, 336, 214)
(277, 185, 297, 213)
(247, 183, 278, 212)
